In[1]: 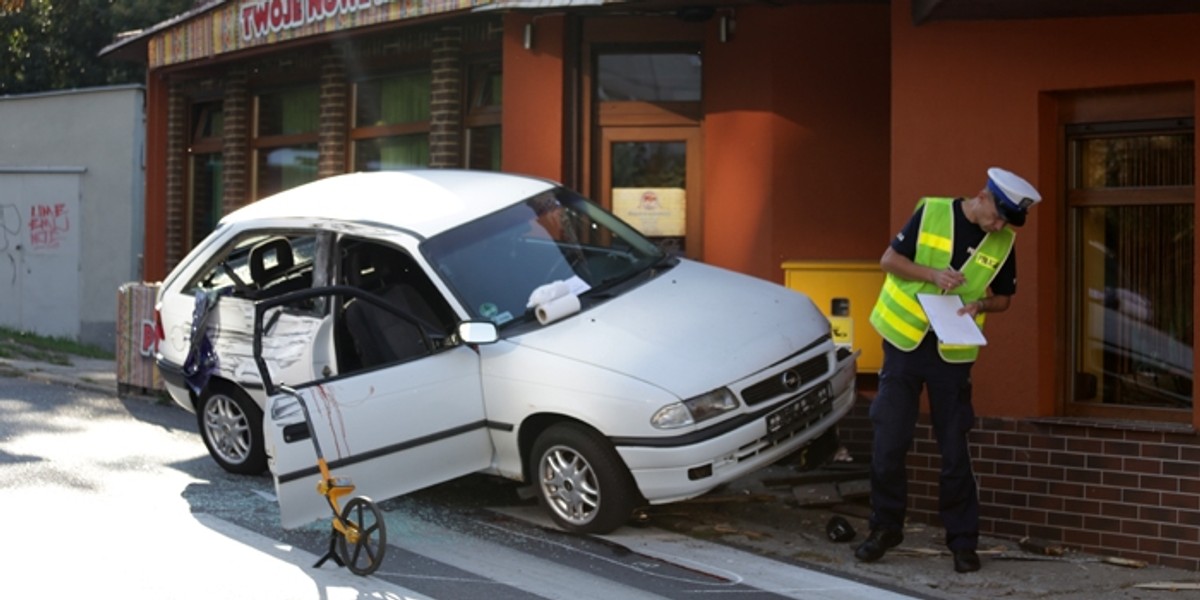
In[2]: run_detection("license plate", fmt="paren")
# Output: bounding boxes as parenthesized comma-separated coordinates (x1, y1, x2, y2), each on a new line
(766, 384, 831, 437)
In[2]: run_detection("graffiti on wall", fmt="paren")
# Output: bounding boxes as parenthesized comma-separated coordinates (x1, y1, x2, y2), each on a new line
(28, 202, 70, 251)
(0, 203, 19, 251)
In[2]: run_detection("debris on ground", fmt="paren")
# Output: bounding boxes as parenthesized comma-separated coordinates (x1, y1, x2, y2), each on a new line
(1102, 556, 1148, 569)
(1133, 581, 1200, 591)
(1019, 536, 1067, 556)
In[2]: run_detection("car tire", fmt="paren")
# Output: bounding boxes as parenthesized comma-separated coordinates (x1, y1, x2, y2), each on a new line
(196, 382, 268, 475)
(530, 423, 641, 534)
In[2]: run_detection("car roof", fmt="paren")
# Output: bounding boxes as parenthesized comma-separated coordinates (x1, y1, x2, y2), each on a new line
(220, 170, 558, 238)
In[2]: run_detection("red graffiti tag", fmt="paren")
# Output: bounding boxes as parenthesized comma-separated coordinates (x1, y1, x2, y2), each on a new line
(28, 203, 70, 250)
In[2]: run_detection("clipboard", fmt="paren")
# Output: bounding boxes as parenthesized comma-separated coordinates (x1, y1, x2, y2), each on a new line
(917, 293, 987, 346)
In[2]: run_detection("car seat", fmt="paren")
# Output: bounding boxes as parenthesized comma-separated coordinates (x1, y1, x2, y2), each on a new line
(342, 246, 431, 368)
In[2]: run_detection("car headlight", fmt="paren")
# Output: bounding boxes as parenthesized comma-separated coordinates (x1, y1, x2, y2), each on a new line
(651, 388, 739, 429)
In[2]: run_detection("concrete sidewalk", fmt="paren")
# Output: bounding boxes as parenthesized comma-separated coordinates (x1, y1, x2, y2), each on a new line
(649, 461, 1200, 600)
(0, 354, 123, 398)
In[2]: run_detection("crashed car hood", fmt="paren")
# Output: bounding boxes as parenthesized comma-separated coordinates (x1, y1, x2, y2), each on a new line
(511, 259, 831, 399)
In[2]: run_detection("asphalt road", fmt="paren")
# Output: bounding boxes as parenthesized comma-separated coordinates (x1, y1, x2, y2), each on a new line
(0, 374, 917, 599)
(2, 369, 1196, 599)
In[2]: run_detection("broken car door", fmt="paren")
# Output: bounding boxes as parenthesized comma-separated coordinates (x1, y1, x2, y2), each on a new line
(253, 279, 491, 528)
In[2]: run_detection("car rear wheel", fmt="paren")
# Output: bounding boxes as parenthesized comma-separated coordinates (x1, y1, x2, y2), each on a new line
(530, 423, 640, 534)
(197, 382, 267, 475)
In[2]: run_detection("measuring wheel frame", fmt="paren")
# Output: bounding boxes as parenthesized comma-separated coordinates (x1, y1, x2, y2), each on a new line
(336, 496, 387, 575)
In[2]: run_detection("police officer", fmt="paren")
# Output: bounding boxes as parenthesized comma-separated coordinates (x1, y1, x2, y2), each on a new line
(855, 168, 1041, 573)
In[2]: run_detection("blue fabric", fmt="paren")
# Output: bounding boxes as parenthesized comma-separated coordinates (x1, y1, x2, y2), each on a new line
(868, 335, 980, 551)
(987, 177, 1014, 208)
(182, 289, 222, 395)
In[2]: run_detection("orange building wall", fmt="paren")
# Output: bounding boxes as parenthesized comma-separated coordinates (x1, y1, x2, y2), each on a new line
(704, 4, 891, 283)
(144, 73, 170, 283)
(891, 0, 1200, 420)
(502, 14, 566, 183)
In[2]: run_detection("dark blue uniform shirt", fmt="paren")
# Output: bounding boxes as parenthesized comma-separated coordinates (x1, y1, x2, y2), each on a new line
(890, 198, 1017, 296)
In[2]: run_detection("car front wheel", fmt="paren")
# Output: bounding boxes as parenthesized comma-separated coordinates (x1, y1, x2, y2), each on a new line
(530, 423, 640, 534)
(197, 382, 267, 475)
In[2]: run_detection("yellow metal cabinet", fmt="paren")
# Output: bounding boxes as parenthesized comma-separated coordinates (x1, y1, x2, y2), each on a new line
(782, 260, 884, 373)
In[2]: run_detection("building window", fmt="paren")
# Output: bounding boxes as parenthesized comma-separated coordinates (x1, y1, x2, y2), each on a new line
(1067, 118, 1195, 420)
(253, 86, 319, 199)
(351, 72, 431, 171)
(592, 48, 703, 257)
(188, 101, 223, 248)
(464, 60, 501, 170)
(596, 52, 701, 102)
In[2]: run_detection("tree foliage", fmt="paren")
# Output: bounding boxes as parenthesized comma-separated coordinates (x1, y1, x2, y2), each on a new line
(1, 0, 195, 94)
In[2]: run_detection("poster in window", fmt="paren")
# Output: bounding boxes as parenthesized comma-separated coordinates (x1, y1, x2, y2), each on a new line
(612, 188, 686, 237)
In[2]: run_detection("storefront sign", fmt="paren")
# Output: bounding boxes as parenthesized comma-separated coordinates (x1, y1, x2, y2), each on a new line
(612, 188, 686, 237)
(150, 0, 485, 67)
(240, 0, 391, 42)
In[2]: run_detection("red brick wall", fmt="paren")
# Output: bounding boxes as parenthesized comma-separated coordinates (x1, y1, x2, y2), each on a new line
(430, 26, 463, 168)
(318, 49, 348, 178)
(164, 87, 186, 272)
(221, 67, 249, 214)
(836, 383, 876, 463)
(904, 413, 1200, 570)
(843, 391, 1200, 570)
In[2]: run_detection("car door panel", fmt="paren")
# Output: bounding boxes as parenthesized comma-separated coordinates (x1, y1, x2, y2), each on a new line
(255, 286, 491, 529)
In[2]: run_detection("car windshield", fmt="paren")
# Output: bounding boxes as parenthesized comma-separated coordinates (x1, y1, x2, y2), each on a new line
(423, 187, 667, 328)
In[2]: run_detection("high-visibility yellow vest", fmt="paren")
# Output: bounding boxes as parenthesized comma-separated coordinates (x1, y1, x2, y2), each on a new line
(869, 197, 1016, 363)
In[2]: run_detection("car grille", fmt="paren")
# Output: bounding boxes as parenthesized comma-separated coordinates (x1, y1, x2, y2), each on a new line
(734, 384, 836, 463)
(740, 353, 830, 406)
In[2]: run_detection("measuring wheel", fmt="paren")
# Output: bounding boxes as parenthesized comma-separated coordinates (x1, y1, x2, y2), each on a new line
(336, 496, 387, 575)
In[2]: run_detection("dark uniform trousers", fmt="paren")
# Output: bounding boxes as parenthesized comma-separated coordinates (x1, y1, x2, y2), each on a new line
(868, 334, 980, 551)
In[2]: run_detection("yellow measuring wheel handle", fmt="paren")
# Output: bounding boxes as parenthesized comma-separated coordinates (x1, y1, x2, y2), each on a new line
(315, 457, 357, 502)
(314, 456, 364, 544)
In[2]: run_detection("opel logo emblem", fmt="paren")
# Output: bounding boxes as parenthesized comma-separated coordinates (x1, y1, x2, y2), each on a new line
(780, 369, 800, 391)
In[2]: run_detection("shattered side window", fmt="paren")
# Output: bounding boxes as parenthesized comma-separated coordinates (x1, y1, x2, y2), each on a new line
(185, 231, 324, 306)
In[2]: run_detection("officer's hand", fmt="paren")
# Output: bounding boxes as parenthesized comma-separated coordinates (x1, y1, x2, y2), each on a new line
(931, 268, 965, 292)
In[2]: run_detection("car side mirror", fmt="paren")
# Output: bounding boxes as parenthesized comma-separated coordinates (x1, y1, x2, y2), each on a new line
(456, 320, 498, 345)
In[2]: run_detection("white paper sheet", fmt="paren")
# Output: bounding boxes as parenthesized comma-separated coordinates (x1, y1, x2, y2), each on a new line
(917, 293, 987, 346)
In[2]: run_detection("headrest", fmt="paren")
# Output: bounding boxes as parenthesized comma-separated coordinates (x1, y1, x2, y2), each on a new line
(249, 237, 294, 284)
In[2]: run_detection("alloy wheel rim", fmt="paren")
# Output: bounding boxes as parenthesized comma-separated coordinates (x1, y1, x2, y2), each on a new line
(539, 445, 600, 526)
(203, 395, 250, 465)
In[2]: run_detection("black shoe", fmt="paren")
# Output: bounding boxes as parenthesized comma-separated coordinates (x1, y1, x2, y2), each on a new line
(854, 529, 904, 562)
(952, 548, 981, 573)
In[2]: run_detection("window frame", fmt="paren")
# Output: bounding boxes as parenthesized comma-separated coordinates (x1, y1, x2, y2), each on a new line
(186, 100, 224, 250)
(348, 69, 433, 171)
(585, 42, 705, 258)
(251, 85, 320, 200)
(1058, 85, 1195, 424)
(463, 58, 502, 170)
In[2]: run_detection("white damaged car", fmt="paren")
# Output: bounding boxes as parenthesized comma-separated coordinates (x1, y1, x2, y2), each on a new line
(154, 170, 857, 533)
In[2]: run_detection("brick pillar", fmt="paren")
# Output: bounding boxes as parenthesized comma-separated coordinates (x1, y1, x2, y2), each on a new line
(223, 67, 250, 211)
(318, 48, 348, 178)
(164, 86, 187, 272)
(430, 26, 463, 168)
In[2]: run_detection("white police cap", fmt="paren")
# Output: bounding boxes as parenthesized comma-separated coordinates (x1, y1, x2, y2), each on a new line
(986, 167, 1041, 227)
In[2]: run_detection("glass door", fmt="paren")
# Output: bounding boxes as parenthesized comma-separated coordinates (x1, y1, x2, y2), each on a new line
(599, 127, 701, 258)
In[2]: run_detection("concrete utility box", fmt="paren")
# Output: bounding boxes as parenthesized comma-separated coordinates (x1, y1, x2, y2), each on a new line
(782, 260, 885, 373)
(0, 85, 145, 351)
